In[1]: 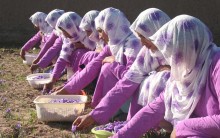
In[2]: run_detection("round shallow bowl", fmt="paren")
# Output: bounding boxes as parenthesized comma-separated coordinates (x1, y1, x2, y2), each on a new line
(23, 53, 37, 65)
(26, 73, 52, 89)
(91, 127, 113, 138)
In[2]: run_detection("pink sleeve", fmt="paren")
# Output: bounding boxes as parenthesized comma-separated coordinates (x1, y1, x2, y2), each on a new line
(63, 46, 111, 94)
(111, 92, 165, 138)
(175, 115, 220, 138)
(22, 31, 42, 51)
(212, 53, 220, 107)
(35, 32, 58, 60)
(90, 77, 140, 124)
(176, 53, 220, 138)
(52, 58, 67, 80)
(37, 37, 63, 68)
(109, 56, 136, 80)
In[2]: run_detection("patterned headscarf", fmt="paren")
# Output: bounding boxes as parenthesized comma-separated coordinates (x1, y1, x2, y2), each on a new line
(125, 8, 170, 83)
(138, 70, 170, 106)
(45, 9, 65, 29)
(56, 12, 96, 62)
(79, 10, 104, 48)
(56, 12, 96, 50)
(150, 15, 219, 125)
(29, 12, 53, 35)
(95, 7, 142, 64)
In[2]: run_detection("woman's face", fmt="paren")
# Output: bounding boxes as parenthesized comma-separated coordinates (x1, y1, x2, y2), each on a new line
(97, 28, 109, 44)
(85, 30, 92, 37)
(136, 32, 158, 52)
(59, 27, 72, 38)
(34, 25, 39, 30)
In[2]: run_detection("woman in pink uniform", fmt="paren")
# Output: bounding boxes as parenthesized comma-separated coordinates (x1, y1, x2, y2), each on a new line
(30, 9, 65, 71)
(44, 12, 96, 91)
(111, 15, 220, 138)
(52, 8, 142, 109)
(72, 8, 171, 131)
(20, 12, 52, 60)
(78, 10, 104, 71)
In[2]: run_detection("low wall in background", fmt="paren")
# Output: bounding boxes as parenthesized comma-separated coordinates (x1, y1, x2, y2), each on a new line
(0, 0, 219, 47)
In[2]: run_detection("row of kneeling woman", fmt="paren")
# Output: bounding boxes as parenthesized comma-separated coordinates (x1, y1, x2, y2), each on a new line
(20, 7, 220, 138)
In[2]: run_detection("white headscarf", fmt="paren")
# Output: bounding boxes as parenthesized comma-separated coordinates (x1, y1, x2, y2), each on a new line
(56, 12, 96, 62)
(29, 12, 53, 35)
(79, 10, 99, 32)
(138, 70, 170, 106)
(79, 10, 104, 48)
(45, 9, 65, 29)
(150, 15, 220, 125)
(95, 7, 142, 64)
(125, 8, 170, 83)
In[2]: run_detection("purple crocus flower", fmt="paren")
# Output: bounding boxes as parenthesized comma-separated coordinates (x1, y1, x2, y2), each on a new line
(71, 125, 77, 133)
(49, 99, 81, 103)
(6, 108, 11, 113)
(0, 79, 5, 84)
(15, 123, 21, 130)
(95, 121, 127, 133)
(2, 97, 7, 103)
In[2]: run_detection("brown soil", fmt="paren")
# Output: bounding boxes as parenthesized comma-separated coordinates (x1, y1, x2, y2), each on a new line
(0, 48, 95, 138)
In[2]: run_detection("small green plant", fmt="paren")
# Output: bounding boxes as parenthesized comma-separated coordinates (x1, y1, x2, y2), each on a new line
(142, 128, 170, 138)
(11, 123, 22, 138)
(27, 109, 37, 125)
(0, 97, 8, 107)
(4, 108, 13, 119)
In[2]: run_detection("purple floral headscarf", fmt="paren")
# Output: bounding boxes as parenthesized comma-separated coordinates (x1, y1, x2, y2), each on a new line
(45, 9, 65, 29)
(95, 7, 142, 64)
(150, 15, 219, 125)
(79, 10, 99, 32)
(79, 10, 104, 48)
(138, 70, 170, 106)
(125, 8, 170, 83)
(29, 12, 53, 35)
(56, 12, 96, 62)
(130, 8, 171, 40)
(56, 12, 96, 50)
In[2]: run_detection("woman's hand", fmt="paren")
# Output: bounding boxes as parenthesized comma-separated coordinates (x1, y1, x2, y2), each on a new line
(51, 85, 64, 93)
(30, 64, 39, 73)
(95, 47, 103, 53)
(170, 129, 176, 138)
(73, 114, 96, 130)
(102, 56, 115, 64)
(43, 81, 54, 93)
(20, 49, 26, 60)
(159, 119, 173, 133)
(51, 88, 69, 95)
(32, 58, 40, 64)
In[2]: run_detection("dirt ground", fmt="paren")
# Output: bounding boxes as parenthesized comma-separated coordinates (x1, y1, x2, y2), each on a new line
(0, 48, 96, 138)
